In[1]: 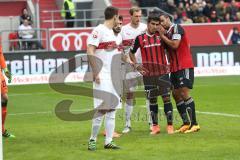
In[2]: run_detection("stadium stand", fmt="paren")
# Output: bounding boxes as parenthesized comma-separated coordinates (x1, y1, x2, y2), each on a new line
(112, 0, 132, 24)
(135, 0, 240, 23)
(0, 0, 28, 51)
(39, 0, 64, 28)
(0, 0, 26, 16)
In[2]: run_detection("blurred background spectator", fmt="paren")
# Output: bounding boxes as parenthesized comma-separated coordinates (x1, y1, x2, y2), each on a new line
(181, 11, 193, 23)
(18, 19, 34, 50)
(61, 0, 76, 28)
(231, 27, 240, 44)
(20, 8, 32, 25)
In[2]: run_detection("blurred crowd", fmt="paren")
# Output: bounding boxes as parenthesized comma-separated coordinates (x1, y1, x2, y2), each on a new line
(136, 0, 240, 23)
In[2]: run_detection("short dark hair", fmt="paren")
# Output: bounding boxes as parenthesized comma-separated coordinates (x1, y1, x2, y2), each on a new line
(129, 6, 141, 16)
(147, 13, 160, 23)
(104, 6, 119, 20)
(119, 15, 123, 21)
(159, 13, 170, 19)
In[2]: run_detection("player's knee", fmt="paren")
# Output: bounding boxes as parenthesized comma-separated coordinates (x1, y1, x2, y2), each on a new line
(105, 110, 116, 120)
(172, 90, 182, 102)
(162, 95, 171, 103)
(126, 92, 134, 99)
(1, 94, 8, 101)
(1, 94, 8, 107)
(149, 97, 157, 105)
(93, 116, 104, 125)
(2, 101, 8, 107)
(180, 88, 191, 100)
(126, 98, 135, 106)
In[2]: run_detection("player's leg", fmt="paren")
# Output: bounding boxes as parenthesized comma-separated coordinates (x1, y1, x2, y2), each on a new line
(170, 71, 191, 133)
(162, 95, 174, 134)
(179, 87, 200, 133)
(122, 92, 134, 133)
(88, 110, 104, 151)
(88, 81, 107, 151)
(122, 63, 135, 133)
(173, 89, 190, 125)
(143, 76, 160, 134)
(104, 109, 120, 149)
(180, 68, 199, 133)
(148, 96, 160, 135)
(1, 77, 14, 138)
(145, 80, 160, 134)
(177, 68, 199, 133)
(145, 99, 153, 131)
(158, 74, 174, 134)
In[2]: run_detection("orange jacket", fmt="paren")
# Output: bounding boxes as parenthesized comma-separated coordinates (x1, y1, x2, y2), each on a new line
(0, 46, 7, 69)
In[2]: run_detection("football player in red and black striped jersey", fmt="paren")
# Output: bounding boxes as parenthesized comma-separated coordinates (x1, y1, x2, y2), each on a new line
(129, 13, 174, 135)
(158, 14, 200, 133)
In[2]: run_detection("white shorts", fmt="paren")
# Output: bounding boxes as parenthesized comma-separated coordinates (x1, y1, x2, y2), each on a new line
(121, 63, 142, 93)
(93, 73, 122, 110)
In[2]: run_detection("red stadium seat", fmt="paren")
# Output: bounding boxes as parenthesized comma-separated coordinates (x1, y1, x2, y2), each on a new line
(8, 32, 19, 51)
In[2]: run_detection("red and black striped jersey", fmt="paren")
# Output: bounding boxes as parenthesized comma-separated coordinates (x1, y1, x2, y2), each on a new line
(165, 24, 194, 72)
(130, 32, 169, 76)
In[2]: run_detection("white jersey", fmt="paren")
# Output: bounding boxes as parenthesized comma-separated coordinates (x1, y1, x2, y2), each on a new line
(115, 33, 122, 46)
(87, 24, 120, 74)
(121, 22, 147, 54)
(87, 24, 122, 109)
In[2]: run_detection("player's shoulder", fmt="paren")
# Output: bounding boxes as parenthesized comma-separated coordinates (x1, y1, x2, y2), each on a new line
(93, 24, 105, 32)
(139, 22, 147, 29)
(92, 24, 113, 38)
(136, 32, 146, 39)
(173, 24, 185, 34)
(122, 23, 131, 30)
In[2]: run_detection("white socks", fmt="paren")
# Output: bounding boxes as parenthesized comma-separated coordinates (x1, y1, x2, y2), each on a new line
(90, 115, 104, 141)
(125, 99, 134, 127)
(146, 99, 153, 126)
(105, 110, 116, 144)
(90, 110, 116, 145)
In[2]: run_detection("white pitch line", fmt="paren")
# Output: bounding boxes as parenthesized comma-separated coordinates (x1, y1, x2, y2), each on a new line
(8, 109, 90, 116)
(195, 111, 240, 118)
(8, 106, 240, 118)
(139, 105, 240, 118)
(9, 92, 57, 97)
(9, 111, 53, 116)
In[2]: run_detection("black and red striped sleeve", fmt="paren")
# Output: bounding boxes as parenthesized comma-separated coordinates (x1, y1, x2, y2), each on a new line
(130, 36, 140, 54)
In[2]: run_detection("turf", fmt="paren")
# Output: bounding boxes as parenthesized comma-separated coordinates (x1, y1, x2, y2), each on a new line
(3, 76, 240, 160)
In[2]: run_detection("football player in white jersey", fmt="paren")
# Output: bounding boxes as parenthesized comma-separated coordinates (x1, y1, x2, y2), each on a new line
(102, 15, 123, 138)
(120, 7, 150, 134)
(87, 6, 121, 150)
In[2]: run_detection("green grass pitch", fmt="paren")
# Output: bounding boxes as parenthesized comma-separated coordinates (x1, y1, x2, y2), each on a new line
(3, 76, 240, 160)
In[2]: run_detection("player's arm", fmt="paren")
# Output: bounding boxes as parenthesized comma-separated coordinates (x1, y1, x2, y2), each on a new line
(158, 25, 182, 50)
(87, 29, 101, 84)
(129, 36, 148, 75)
(128, 36, 140, 66)
(0, 47, 12, 82)
(87, 44, 101, 84)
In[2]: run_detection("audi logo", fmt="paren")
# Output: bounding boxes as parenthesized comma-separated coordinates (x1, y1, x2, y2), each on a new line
(50, 32, 91, 51)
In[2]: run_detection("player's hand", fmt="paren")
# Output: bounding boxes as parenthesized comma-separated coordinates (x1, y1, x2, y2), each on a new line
(158, 25, 166, 36)
(3, 68, 12, 83)
(93, 74, 100, 84)
(135, 65, 149, 76)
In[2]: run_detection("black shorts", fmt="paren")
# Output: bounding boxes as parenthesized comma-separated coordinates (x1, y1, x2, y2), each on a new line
(143, 74, 171, 98)
(170, 68, 194, 89)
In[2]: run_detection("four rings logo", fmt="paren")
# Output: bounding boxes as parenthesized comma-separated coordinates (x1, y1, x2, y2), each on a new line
(50, 31, 91, 51)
